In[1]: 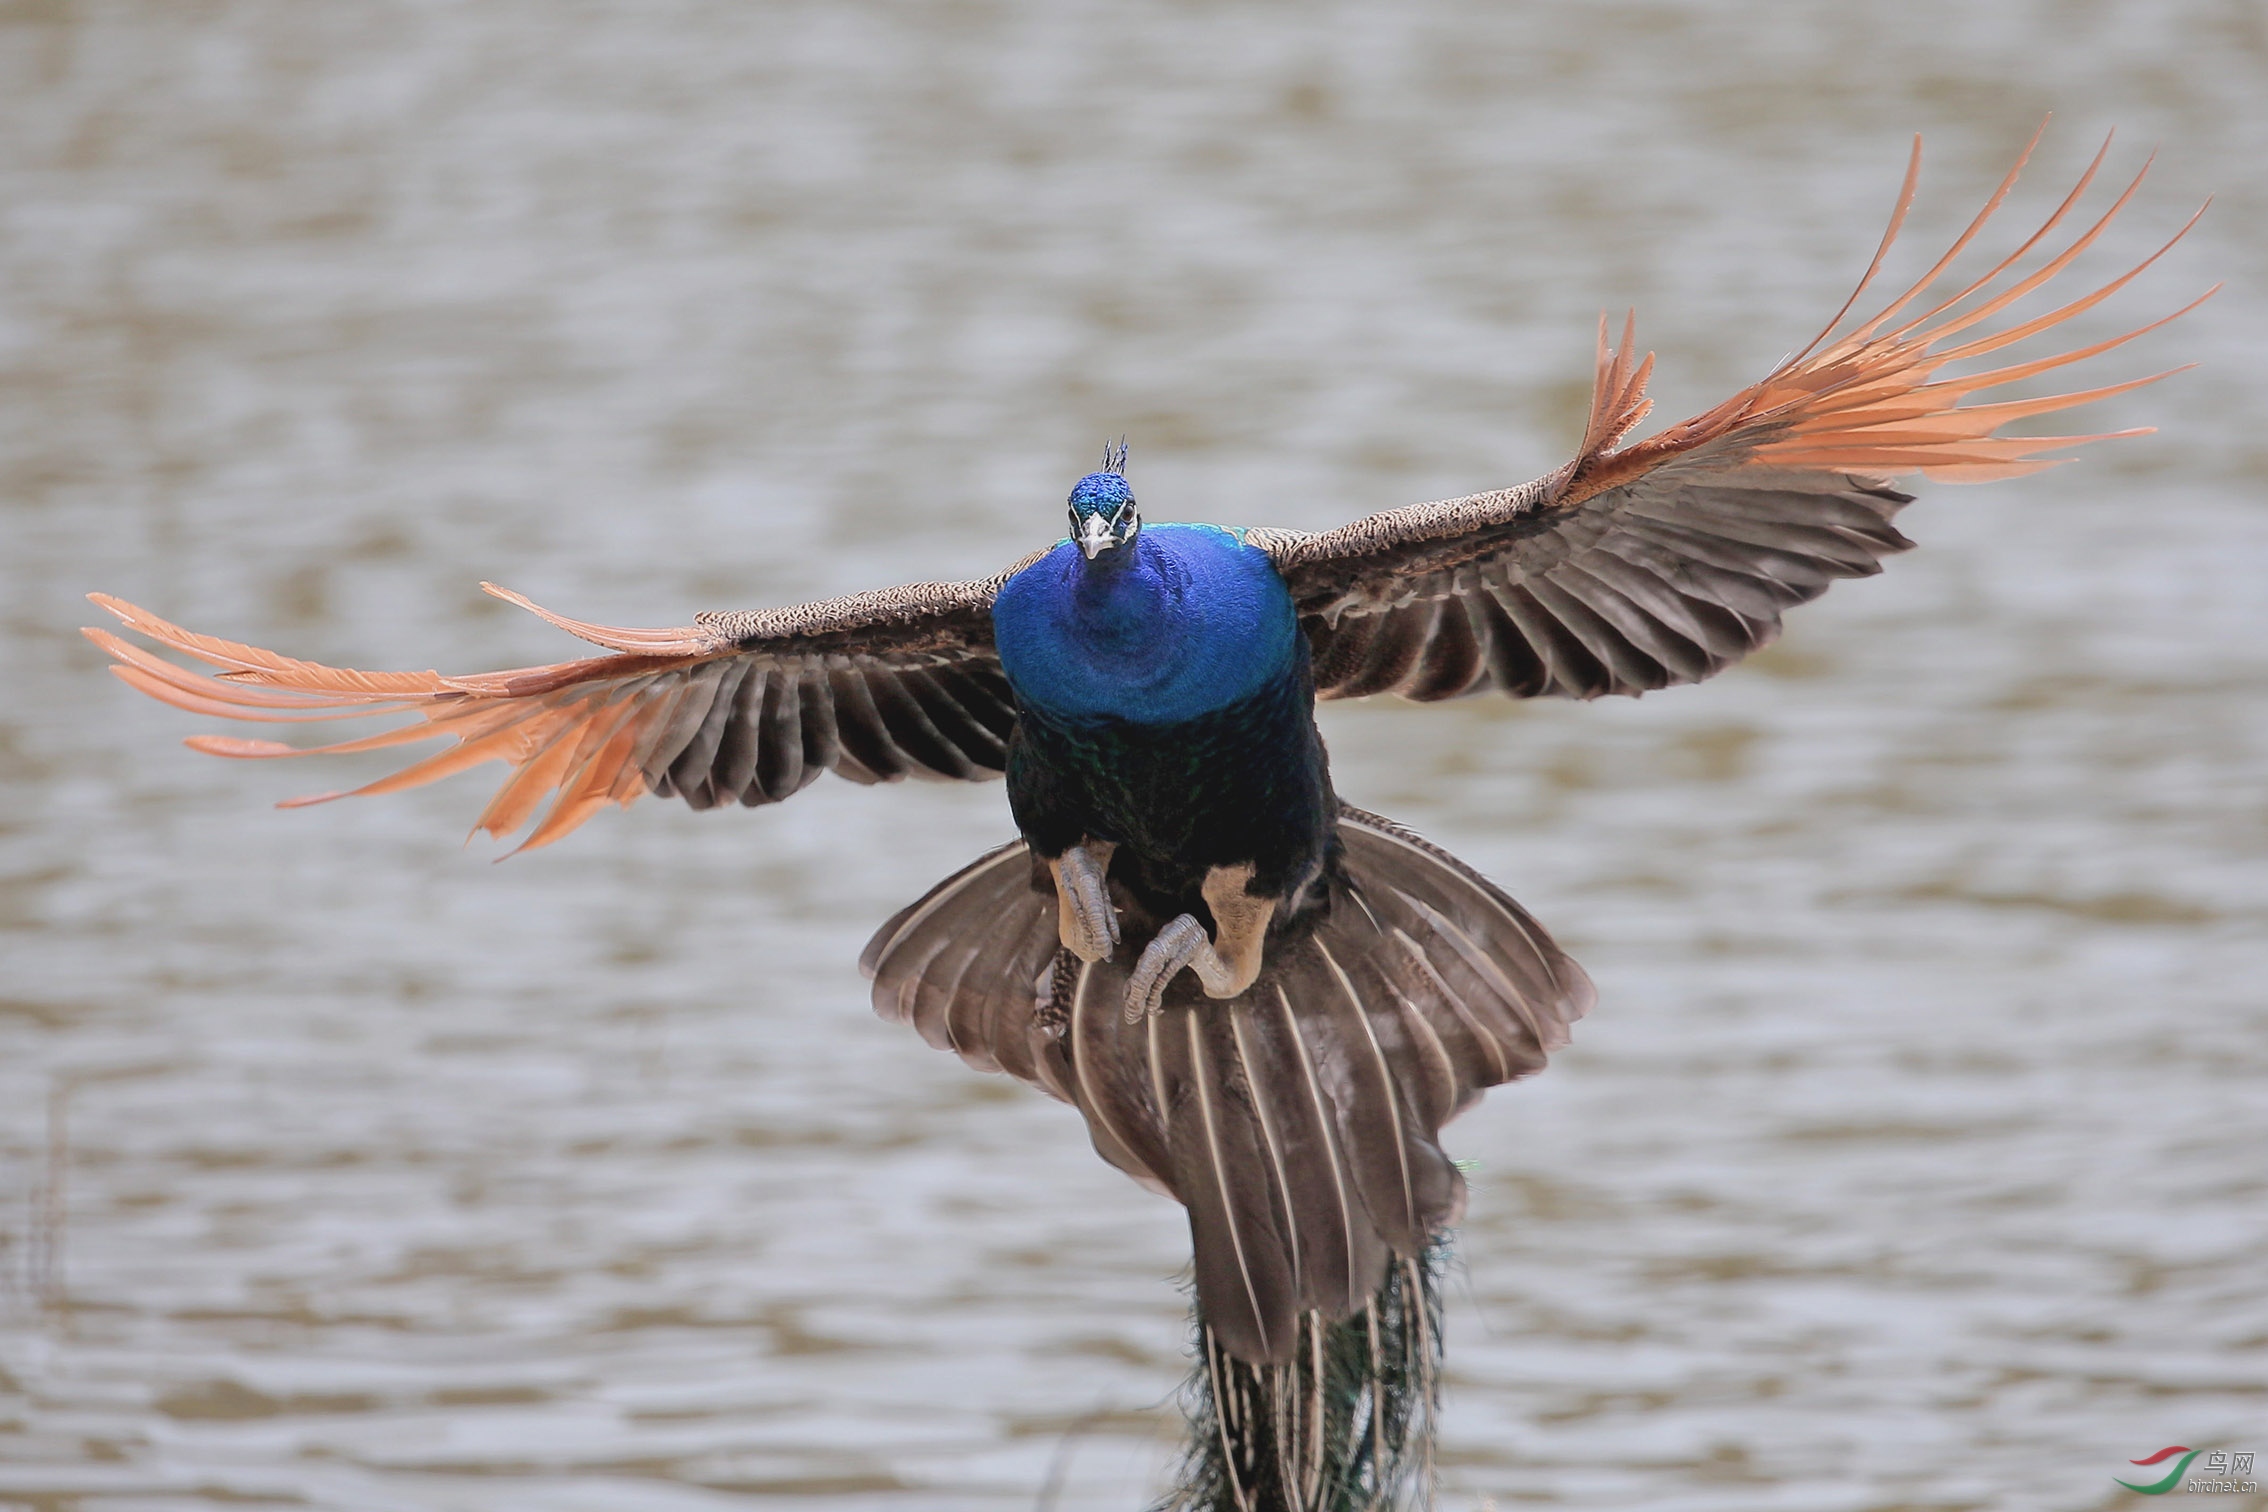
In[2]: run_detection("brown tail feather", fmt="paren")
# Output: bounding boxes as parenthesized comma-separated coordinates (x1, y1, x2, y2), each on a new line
(860, 803, 1594, 1366)
(856, 840, 1061, 1082)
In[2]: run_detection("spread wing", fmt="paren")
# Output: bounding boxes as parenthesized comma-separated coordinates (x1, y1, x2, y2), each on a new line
(1260, 132, 2211, 702)
(84, 561, 1040, 853)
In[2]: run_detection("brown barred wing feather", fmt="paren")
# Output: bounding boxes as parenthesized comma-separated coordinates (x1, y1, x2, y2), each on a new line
(84, 558, 1038, 853)
(1263, 132, 2209, 704)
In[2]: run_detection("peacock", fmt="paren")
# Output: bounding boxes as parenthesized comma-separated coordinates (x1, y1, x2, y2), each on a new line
(85, 133, 2201, 1510)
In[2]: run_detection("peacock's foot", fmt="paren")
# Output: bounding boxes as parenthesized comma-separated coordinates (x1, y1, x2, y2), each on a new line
(1123, 913, 1235, 1021)
(1050, 840, 1120, 963)
(1121, 865, 1278, 1022)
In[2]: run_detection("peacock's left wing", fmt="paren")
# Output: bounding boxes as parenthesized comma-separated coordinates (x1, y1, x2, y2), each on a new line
(1258, 134, 2208, 703)
(85, 558, 1041, 853)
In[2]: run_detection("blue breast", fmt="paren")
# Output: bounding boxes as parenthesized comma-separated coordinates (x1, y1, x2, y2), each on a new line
(992, 523, 1299, 725)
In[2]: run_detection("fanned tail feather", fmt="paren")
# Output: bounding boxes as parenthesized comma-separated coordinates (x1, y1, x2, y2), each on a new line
(863, 806, 1592, 1506)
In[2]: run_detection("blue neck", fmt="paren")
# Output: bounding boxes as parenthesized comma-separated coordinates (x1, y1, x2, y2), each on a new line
(1069, 535, 1175, 673)
(992, 524, 1298, 725)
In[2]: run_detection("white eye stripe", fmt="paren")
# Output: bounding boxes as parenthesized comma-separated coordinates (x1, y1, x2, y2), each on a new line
(1066, 497, 1136, 534)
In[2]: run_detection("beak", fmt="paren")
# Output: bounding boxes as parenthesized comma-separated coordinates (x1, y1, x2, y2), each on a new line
(1077, 513, 1117, 560)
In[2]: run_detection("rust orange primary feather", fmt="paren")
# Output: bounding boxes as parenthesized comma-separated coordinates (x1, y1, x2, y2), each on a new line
(83, 591, 744, 845)
(1560, 132, 2211, 506)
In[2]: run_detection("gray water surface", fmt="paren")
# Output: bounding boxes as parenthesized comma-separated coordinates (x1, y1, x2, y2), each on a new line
(3, 4, 2265, 1509)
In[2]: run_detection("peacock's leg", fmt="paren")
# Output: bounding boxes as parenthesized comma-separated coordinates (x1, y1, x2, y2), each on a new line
(1050, 839, 1119, 963)
(1123, 863, 1276, 1021)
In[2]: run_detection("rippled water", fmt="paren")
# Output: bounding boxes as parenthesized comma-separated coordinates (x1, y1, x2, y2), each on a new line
(4, 3, 2265, 1509)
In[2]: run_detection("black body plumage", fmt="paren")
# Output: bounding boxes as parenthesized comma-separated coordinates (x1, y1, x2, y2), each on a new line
(1006, 641, 1336, 918)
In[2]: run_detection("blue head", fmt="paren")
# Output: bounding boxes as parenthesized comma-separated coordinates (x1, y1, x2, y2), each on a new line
(1067, 440, 1139, 561)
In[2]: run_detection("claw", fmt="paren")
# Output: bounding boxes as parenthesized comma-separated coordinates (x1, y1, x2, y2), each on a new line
(1050, 840, 1119, 963)
(1124, 913, 1214, 1022)
(1122, 864, 1283, 1021)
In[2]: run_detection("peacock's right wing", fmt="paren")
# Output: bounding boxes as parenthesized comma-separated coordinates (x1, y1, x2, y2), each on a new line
(84, 558, 1041, 853)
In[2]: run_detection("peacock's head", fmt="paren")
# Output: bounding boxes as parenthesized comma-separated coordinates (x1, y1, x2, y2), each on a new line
(1067, 440, 1138, 561)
